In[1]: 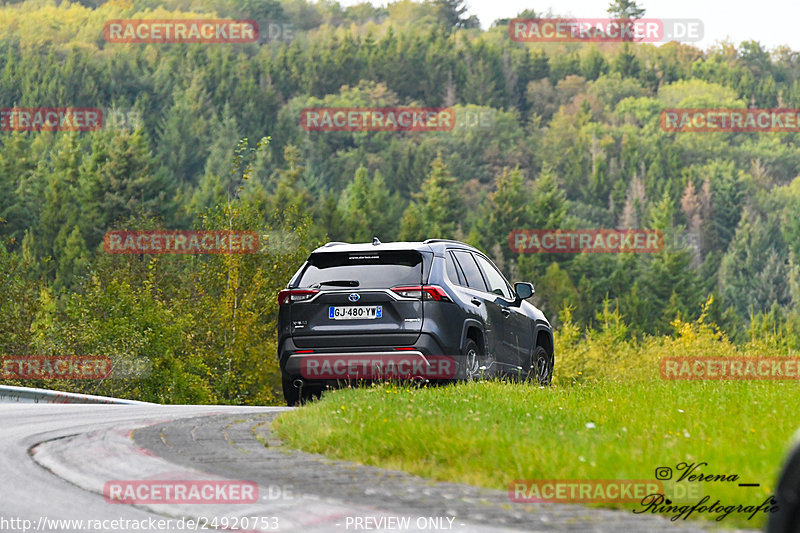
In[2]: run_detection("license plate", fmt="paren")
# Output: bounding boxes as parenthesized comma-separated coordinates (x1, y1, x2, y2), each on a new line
(329, 306, 382, 320)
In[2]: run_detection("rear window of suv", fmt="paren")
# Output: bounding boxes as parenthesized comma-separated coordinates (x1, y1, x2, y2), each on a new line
(297, 250, 423, 289)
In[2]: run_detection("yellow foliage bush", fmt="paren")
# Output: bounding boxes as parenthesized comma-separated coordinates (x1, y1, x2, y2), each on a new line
(554, 296, 799, 385)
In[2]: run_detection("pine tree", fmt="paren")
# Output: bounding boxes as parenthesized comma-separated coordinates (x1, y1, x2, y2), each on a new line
(37, 133, 83, 262)
(612, 45, 642, 77)
(55, 225, 90, 292)
(680, 179, 704, 266)
(580, 48, 609, 81)
(80, 127, 174, 248)
(268, 144, 312, 225)
(0, 133, 40, 245)
(187, 104, 242, 216)
(157, 75, 213, 186)
(627, 192, 701, 334)
(705, 161, 745, 253)
(608, 0, 643, 16)
(434, 0, 480, 29)
(527, 168, 568, 229)
(606, 0, 646, 30)
(473, 167, 527, 261)
(719, 208, 792, 320)
(514, 169, 568, 287)
(399, 156, 462, 240)
(340, 166, 399, 242)
(619, 174, 647, 228)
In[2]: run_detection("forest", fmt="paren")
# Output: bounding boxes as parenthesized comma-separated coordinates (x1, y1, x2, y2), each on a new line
(1, 0, 799, 403)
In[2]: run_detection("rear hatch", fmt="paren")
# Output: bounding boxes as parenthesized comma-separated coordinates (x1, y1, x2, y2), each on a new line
(289, 250, 426, 348)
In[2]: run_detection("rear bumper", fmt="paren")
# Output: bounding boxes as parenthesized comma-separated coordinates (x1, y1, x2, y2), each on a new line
(279, 332, 457, 382)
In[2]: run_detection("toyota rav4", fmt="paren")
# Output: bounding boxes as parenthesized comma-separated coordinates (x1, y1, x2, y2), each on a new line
(277, 239, 554, 405)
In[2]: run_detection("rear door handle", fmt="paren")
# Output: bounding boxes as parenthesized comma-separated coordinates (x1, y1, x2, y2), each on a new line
(471, 298, 482, 306)
(501, 308, 511, 317)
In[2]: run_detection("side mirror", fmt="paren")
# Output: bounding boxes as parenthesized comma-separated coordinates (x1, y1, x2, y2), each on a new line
(515, 282, 534, 300)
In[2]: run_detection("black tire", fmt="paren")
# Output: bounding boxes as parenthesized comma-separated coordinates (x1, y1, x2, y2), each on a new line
(457, 338, 487, 381)
(767, 431, 800, 533)
(527, 345, 553, 386)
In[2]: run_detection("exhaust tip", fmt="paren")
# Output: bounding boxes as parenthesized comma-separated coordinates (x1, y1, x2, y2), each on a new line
(293, 379, 304, 389)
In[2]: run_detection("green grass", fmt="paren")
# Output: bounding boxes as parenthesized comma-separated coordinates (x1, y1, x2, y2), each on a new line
(272, 380, 799, 530)
(272, 310, 800, 529)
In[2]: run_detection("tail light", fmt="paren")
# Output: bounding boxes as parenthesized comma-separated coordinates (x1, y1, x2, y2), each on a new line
(391, 285, 452, 302)
(278, 289, 319, 305)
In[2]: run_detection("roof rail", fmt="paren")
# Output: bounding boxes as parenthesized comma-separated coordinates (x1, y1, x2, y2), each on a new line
(422, 239, 467, 245)
(323, 241, 350, 247)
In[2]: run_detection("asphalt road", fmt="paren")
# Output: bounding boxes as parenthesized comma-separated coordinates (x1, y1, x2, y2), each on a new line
(0, 404, 756, 533)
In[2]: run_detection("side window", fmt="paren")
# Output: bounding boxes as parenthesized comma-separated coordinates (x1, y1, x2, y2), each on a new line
(452, 251, 487, 292)
(474, 255, 513, 300)
(445, 252, 465, 285)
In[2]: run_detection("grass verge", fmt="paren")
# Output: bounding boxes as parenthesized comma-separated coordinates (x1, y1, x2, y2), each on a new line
(272, 379, 798, 530)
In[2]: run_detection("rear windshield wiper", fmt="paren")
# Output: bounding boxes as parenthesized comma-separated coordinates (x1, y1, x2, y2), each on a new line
(310, 280, 360, 288)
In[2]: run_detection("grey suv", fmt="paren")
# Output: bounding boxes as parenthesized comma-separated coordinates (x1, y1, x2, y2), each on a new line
(277, 239, 554, 405)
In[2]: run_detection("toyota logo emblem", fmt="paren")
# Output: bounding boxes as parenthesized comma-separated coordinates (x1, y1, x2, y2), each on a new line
(348, 293, 360, 302)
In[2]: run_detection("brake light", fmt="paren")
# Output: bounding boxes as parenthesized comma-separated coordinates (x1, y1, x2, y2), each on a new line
(391, 285, 452, 302)
(278, 289, 319, 305)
